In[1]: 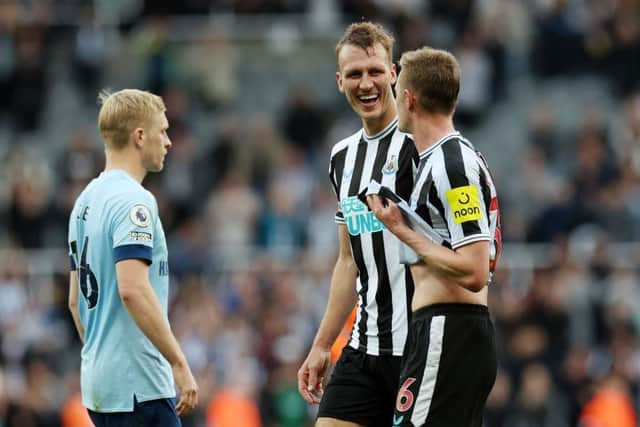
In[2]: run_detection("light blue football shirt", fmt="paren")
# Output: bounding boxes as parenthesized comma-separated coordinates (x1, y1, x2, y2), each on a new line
(68, 169, 174, 412)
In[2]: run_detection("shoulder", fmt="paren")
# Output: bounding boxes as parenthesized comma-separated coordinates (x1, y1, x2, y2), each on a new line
(395, 130, 417, 155)
(430, 138, 482, 184)
(393, 127, 412, 141)
(330, 129, 362, 159)
(109, 185, 157, 220)
(439, 137, 478, 164)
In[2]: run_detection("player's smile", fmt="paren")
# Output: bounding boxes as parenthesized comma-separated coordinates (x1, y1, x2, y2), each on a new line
(358, 93, 379, 108)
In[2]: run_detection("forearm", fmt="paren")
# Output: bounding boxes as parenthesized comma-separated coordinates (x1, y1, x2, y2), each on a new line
(68, 272, 85, 342)
(121, 284, 186, 366)
(70, 308, 85, 342)
(313, 259, 358, 350)
(397, 226, 468, 276)
(394, 224, 489, 291)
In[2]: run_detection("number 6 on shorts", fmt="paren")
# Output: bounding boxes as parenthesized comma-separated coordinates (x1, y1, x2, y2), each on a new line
(396, 377, 416, 412)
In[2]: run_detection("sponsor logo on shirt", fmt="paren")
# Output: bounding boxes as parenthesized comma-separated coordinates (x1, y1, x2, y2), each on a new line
(129, 231, 152, 242)
(342, 196, 385, 236)
(446, 185, 482, 224)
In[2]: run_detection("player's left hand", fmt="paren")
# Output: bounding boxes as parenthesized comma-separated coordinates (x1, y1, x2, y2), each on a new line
(297, 346, 330, 404)
(172, 361, 199, 417)
(367, 195, 404, 233)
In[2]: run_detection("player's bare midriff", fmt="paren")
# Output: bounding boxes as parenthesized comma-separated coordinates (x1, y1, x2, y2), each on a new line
(409, 263, 488, 311)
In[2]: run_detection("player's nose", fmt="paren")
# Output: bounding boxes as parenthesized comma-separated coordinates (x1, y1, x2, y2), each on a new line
(360, 75, 374, 90)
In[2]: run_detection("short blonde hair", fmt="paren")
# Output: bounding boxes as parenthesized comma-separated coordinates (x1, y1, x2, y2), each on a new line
(399, 47, 460, 115)
(335, 22, 395, 67)
(97, 89, 166, 149)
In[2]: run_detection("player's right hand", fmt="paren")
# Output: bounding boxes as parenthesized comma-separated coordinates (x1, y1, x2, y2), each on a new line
(297, 346, 331, 404)
(172, 361, 199, 417)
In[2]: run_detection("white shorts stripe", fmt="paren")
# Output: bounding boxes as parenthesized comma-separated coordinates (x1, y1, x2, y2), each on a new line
(410, 315, 445, 426)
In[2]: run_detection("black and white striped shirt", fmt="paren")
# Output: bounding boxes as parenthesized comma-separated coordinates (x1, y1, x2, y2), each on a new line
(410, 132, 501, 269)
(328, 118, 417, 356)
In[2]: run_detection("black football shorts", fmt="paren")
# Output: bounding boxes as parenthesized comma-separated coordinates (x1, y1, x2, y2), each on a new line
(318, 346, 402, 427)
(393, 303, 497, 427)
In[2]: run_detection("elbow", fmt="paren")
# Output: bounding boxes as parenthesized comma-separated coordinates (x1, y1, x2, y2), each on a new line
(336, 253, 357, 274)
(68, 299, 78, 314)
(68, 291, 79, 313)
(118, 281, 140, 304)
(458, 270, 489, 293)
(343, 258, 357, 275)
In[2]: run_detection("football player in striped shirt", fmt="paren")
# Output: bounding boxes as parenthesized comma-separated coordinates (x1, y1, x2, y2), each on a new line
(368, 47, 501, 427)
(297, 22, 418, 427)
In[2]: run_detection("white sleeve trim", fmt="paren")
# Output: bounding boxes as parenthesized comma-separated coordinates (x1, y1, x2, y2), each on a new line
(451, 234, 491, 250)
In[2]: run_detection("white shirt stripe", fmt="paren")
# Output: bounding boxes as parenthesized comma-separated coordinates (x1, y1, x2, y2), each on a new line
(410, 315, 446, 426)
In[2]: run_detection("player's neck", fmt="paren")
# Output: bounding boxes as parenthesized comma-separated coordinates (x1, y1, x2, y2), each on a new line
(104, 150, 147, 183)
(362, 104, 398, 137)
(411, 114, 456, 154)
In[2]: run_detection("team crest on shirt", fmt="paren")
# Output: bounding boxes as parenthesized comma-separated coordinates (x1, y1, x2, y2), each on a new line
(343, 167, 353, 179)
(382, 155, 398, 175)
(129, 205, 152, 227)
(446, 185, 482, 224)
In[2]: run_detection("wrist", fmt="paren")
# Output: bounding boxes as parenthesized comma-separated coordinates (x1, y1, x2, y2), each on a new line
(390, 222, 411, 239)
(169, 353, 188, 368)
(311, 341, 332, 353)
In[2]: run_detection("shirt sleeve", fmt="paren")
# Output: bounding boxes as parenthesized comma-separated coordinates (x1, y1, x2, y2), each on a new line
(110, 190, 157, 265)
(433, 154, 490, 249)
(329, 154, 345, 224)
(68, 205, 78, 271)
(395, 136, 419, 202)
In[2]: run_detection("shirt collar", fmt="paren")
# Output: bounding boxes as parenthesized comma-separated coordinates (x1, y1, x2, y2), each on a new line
(362, 117, 398, 142)
(418, 131, 461, 159)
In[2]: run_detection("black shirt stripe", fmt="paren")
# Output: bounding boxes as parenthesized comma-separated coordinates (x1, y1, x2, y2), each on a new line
(348, 138, 371, 350)
(369, 133, 394, 352)
(397, 136, 419, 201)
(441, 140, 481, 236)
(331, 147, 347, 197)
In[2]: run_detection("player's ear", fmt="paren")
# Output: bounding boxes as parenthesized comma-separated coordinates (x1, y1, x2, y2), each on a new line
(390, 63, 397, 85)
(132, 128, 144, 148)
(336, 71, 344, 93)
(405, 89, 415, 111)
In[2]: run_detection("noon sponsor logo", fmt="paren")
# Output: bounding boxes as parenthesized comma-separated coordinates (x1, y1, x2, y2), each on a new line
(446, 185, 482, 224)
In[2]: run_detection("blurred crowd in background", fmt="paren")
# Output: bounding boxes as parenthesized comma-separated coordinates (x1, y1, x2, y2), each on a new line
(0, 0, 639, 426)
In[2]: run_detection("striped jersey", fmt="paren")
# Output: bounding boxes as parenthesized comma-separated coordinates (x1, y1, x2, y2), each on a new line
(328, 117, 418, 356)
(410, 132, 502, 273)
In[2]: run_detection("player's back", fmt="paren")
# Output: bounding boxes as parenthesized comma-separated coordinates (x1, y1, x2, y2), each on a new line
(68, 169, 174, 412)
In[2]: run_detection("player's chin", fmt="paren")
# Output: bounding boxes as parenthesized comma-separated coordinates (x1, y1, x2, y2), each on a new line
(150, 161, 164, 172)
(359, 107, 383, 121)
